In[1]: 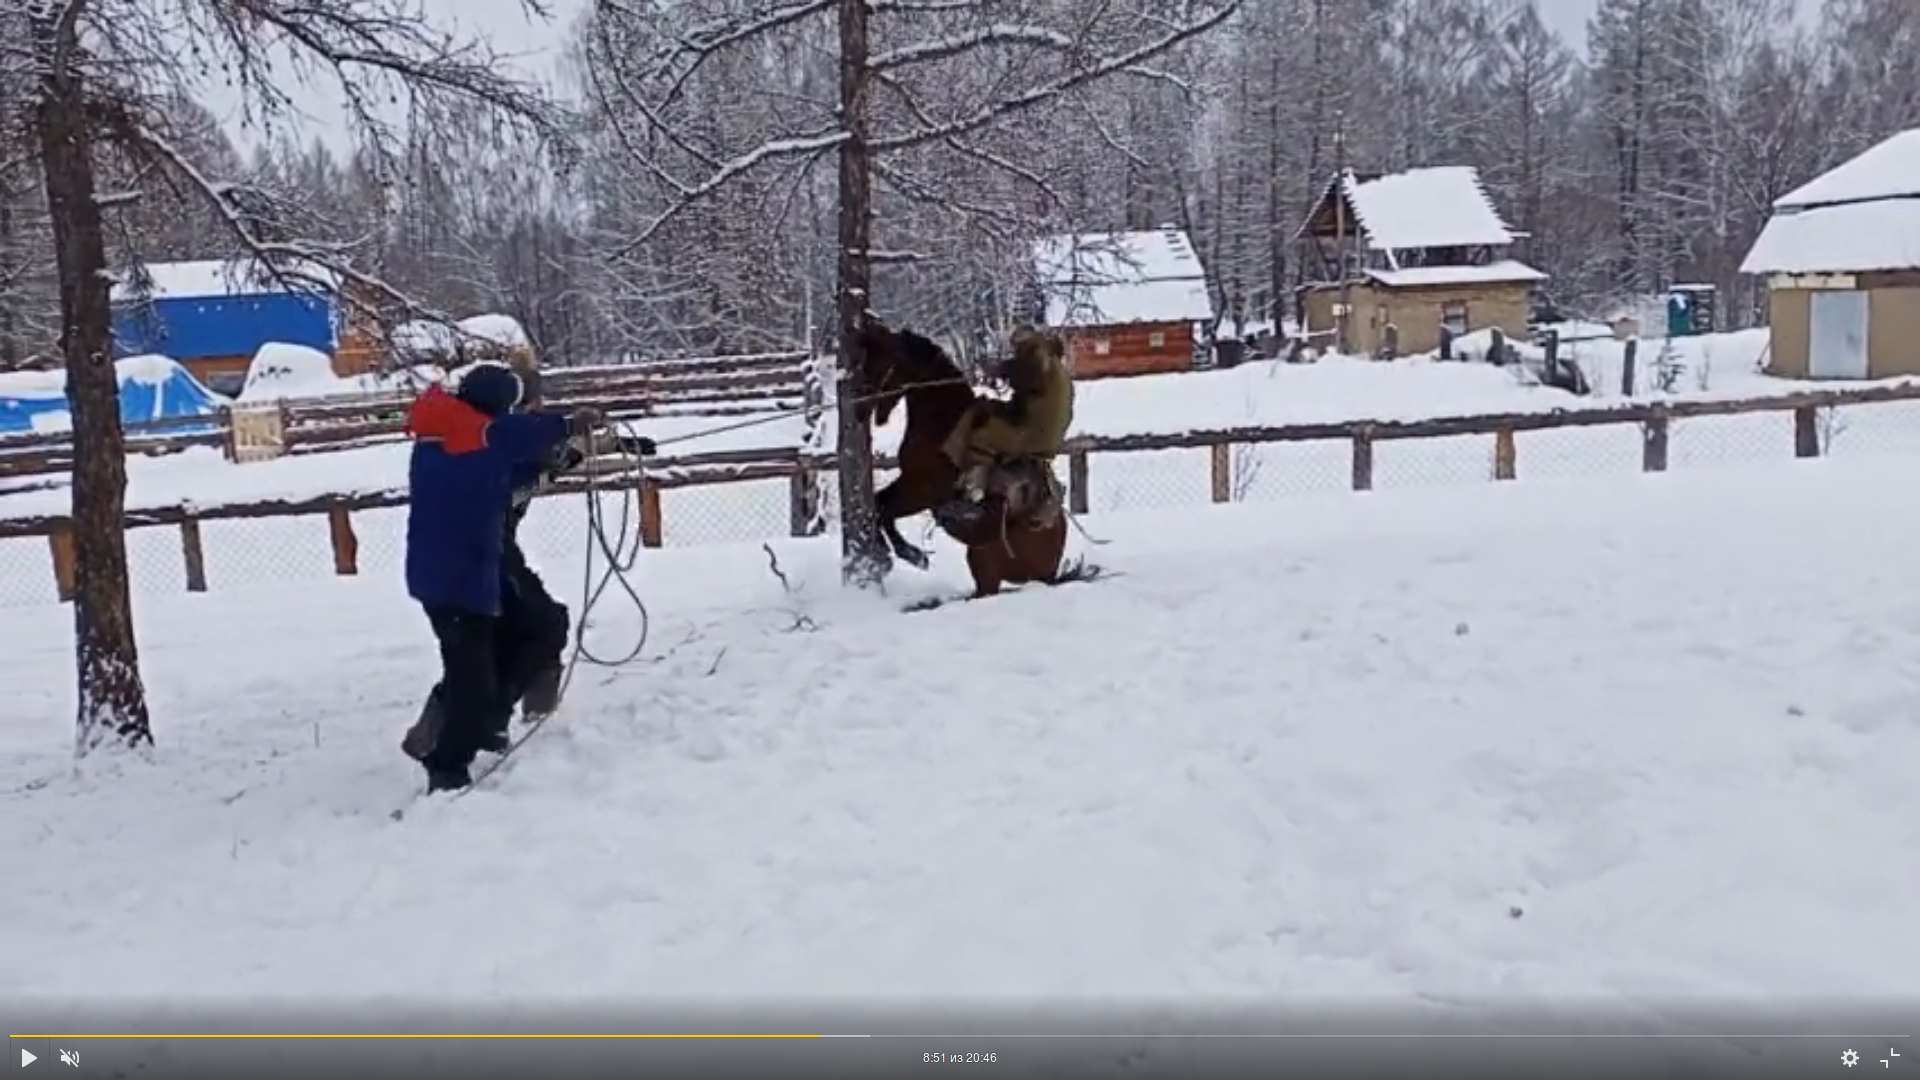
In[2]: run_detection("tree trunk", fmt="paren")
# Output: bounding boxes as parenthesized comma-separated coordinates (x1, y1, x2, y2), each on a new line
(0, 191, 18, 368)
(833, 0, 888, 588)
(33, 19, 153, 753)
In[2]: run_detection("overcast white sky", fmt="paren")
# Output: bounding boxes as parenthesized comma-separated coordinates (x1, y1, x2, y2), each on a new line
(199, 0, 1801, 158)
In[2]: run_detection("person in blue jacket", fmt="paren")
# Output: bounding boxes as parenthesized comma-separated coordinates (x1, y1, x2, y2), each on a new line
(402, 368, 658, 766)
(400, 362, 596, 792)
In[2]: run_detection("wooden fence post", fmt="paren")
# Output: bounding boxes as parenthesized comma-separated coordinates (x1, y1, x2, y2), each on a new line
(219, 405, 237, 463)
(1621, 338, 1639, 396)
(788, 465, 820, 537)
(48, 521, 75, 603)
(179, 517, 208, 592)
(327, 503, 359, 575)
(1793, 405, 1820, 458)
(1351, 428, 1375, 491)
(1209, 443, 1232, 503)
(640, 478, 664, 548)
(1493, 428, 1517, 480)
(1641, 412, 1670, 472)
(1067, 449, 1089, 515)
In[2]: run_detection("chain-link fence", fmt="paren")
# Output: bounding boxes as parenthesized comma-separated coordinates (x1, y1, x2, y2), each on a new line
(1, 397, 1916, 611)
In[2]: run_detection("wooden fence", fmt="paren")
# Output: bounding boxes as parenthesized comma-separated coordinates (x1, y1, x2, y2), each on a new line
(6, 380, 1920, 603)
(0, 350, 816, 479)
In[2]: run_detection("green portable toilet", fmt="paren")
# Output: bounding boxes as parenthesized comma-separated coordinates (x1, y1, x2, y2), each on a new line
(1666, 285, 1717, 337)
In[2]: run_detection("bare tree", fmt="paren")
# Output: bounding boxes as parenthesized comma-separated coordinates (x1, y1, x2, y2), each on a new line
(12, 0, 569, 755)
(589, 0, 1238, 587)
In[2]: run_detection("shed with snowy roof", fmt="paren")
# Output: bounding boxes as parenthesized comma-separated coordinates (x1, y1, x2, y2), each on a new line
(110, 258, 382, 395)
(1029, 227, 1216, 378)
(1294, 166, 1545, 357)
(1740, 130, 1920, 380)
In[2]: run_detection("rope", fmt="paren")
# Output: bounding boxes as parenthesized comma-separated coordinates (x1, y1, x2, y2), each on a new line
(453, 371, 1104, 794)
(645, 373, 972, 450)
(459, 420, 652, 794)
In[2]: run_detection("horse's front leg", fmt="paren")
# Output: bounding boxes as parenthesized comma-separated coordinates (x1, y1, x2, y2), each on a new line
(874, 477, 932, 570)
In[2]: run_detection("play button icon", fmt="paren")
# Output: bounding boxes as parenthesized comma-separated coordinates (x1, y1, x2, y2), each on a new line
(18, 1048, 33, 1068)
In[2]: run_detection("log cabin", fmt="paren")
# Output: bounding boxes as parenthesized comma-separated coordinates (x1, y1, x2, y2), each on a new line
(1295, 166, 1546, 358)
(1030, 227, 1216, 379)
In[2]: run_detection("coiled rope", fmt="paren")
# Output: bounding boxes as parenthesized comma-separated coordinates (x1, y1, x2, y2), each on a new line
(460, 419, 652, 793)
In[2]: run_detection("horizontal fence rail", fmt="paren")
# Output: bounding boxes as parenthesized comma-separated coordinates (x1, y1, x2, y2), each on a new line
(2, 381, 1918, 606)
(0, 350, 818, 479)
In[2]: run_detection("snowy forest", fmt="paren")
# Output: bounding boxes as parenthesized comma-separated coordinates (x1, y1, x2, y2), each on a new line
(1, 0, 1915, 367)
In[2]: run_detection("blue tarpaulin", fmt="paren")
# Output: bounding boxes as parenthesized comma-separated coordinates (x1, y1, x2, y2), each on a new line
(0, 355, 229, 437)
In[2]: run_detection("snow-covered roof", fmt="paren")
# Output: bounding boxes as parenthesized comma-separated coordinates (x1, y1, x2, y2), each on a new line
(110, 258, 341, 302)
(1364, 260, 1546, 289)
(1775, 129, 1920, 210)
(1740, 199, 1920, 275)
(1032, 228, 1215, 328)
(1305, 167, 1518, 252)
(458, 314, 530, 349)
(391, 314, 532, 357)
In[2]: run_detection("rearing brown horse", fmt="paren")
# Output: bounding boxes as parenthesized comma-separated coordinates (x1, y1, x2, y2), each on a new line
(852, 321, 1082, 599)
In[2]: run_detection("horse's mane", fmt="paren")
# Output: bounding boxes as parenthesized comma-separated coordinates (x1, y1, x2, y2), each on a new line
(891, 327, 962, 379)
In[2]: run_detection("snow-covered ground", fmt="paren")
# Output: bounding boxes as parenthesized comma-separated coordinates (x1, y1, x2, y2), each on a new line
(5, 455, 1917, 1040)
(6, 326, 1920, 611)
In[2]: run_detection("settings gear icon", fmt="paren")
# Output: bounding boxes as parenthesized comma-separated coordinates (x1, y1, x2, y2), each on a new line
(1844, 1049, 1861, 1067)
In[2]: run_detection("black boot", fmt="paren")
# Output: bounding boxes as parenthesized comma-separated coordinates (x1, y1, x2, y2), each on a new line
(521, 661, 564, 720)
(475, 729, 511, 754)
(425, 763, 472, 793)
(401, 691, 447, 762)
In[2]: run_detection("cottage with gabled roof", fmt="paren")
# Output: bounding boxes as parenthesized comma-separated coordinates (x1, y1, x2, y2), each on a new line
(1030, 227, 1216, 378)
(1294, 166, 1547, 357)
(1740, 129, 1920, 380)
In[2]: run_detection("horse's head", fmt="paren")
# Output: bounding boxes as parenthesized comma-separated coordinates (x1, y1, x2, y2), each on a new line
(851, 321, 965, 428)
(852, 321, 906, 426)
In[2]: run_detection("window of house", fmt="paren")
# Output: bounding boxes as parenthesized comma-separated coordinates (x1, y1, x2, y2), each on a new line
(1441, 301, 1469, 337)
(1148, 331, 1167, 348)
(1093, 338, 1112, 355)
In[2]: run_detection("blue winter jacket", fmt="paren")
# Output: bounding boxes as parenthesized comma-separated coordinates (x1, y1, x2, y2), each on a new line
(404, 384, 571, 616)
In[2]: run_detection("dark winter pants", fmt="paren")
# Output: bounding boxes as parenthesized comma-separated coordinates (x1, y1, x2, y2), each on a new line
(421, 607, 504, 773)
(418, 553, 569, 762)
(495, 547, 570, 713)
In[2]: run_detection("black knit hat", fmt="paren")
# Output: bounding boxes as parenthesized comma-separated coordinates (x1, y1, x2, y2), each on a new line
(455, 362, 523, 418)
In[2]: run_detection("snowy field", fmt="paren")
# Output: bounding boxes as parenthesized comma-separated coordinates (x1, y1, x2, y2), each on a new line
(4, 454, 1918, 1043)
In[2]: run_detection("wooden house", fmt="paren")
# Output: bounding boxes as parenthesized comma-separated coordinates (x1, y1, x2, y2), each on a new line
(110, 258, 382, 394)
(1740, 128, 1920, 380)
(1030, 227, 1216, 378)
(1295, 166, 1546, 357)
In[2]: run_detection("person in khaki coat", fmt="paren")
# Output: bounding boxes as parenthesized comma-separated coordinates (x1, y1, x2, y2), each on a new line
(944, 326, 1076, 503)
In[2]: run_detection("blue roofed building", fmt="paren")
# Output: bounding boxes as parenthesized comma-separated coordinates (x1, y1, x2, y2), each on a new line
(110, 259, 353, 396)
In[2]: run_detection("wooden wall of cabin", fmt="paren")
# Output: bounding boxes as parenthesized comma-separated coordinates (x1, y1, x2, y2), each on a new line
(1764, 282, 1920, 379)
(332, 324, 381, 377)
(1302, 282, 1530, 356)
(182, 355, 252, 392)
(1062, 322, 1195, 378)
